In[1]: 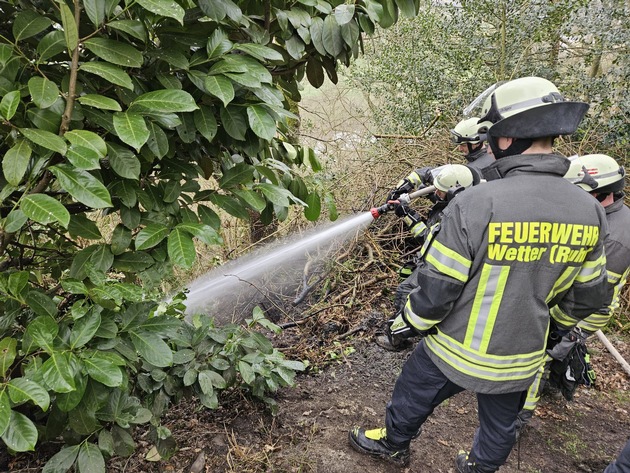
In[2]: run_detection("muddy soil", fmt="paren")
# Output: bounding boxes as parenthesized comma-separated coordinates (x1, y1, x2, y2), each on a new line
(3, 326, 629, 473)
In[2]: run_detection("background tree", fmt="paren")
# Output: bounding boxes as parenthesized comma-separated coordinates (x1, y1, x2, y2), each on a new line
(350, 0, 630, 163)
(0, 0, 421, 470)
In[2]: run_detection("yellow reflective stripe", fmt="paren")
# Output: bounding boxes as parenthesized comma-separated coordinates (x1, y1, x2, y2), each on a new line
(609, 267, 630, 312)
(575, 254, 606, 283)
(425, 240, 471, 283)
(419, 223, 440, 258)
(410, 221, 427, 238)
(576, 313, 612, 332)
(425, 334, 544, 381)
(404, 299, 439, 331)
(407, 171, 422, 186)
(546, 266, 580, 303)
(523, 354, 552, 410)
(465, 264, 510, 353)
(550, 305, 580, 328)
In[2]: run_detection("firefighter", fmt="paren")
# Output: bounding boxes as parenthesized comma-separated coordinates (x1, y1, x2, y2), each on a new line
(348, 76, 609, 472)
(378, 164, 481, 351)
(516, 153, 630, 433)
(450, 116, 495, 172)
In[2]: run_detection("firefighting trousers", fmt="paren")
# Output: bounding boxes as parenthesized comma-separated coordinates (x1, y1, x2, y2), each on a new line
(605, 439, 630, 473)
(385, 340, 526, 472)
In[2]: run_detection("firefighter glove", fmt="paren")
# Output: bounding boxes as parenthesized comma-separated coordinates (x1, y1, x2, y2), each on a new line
(388, 178, 414, 201)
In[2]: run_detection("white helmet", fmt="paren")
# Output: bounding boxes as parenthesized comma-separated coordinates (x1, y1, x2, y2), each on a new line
(434, 164, 477, 192)
(477, 77, 589, 141)
(450, 117, 486, 145)
(564, 154, 626, 194)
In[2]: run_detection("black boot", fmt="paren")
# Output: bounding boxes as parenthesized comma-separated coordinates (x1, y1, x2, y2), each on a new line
(348, 427, 410, 466)
(455, 451, 497, 473)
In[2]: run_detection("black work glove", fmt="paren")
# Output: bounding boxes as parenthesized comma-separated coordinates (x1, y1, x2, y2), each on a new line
(394, 202, 422, 230)
(388, 178, 414, 201)
(417, 166, 434, 186)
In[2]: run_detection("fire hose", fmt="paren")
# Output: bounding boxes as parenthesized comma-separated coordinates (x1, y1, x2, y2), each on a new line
(369, 185, 436, 219)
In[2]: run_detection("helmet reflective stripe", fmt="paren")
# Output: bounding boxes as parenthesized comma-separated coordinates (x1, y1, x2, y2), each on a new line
(563, 154, 626, 193)
(476, 76, 588, 142)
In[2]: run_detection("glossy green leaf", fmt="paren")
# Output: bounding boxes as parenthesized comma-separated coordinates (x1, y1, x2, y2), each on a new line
(232, 188, 265, 212)
(129, 330, 173, 367)
(113, 112, 150, 151)
(3, 140, 31, 186)
(49, 164, 113, 208)
(77, 442, 105, 473)
(19, 128, 67, 155)
(41, 353, 75, 392)
(84, 0, 109, 27)
(145, 121, 169, 159)
(204, 75, 234, 107)
(247, 105, 276, 141)
(207, 28, 232, 59)
(395, 0, 418, 18)
(1, 410, 37, 452)
(256, 183, 293, 207)
(4, 210, 28, 233)
(112, 251, 154, 272)
(107, 20, 147, 42)
(235, 43, 283, 62)
(136, 0, 185, 23)
(83, 352, 123, 387)
(37, 30, 66, 62)
(70, 311, 102, 349)
(0, 90, 20, 120)
(175, 223, 221, 246)
(83, 38, 143, 67)
(0, 391, 10, 437)
(13, 10, 51, 41)
(26, 292, 59, 319)
(108, 145, 141, 179)
(334, 4, 355, 25)
(304, 192, 321, 221)
(218, 163, 255, 189)
(57, 0, 78, 52)
(110, 224, 132, 254)
(42, 445, 80, 473)
(194, 105, 218, 143)
(8, 378, 50, 411)
(129, 89, 198, 113)
(238, 361, 255, 384)
(68, 215, 101, 240)
(322, 15, 343, 56)
(65, 130, 107, 157)
(77, 94, 122, 111)
(28, 108, 62, 132)
(207, 193, 249, 220)
(167, 227, 196, 268)
(80, 62, 134, 90)
(66, 145, 101, 170)
(135, 223, 169, 250)
(8, 271, 28, 298)
(0, 338, 17, 378)
(21, 194, 70, 227)
(219, 105, 247, 140)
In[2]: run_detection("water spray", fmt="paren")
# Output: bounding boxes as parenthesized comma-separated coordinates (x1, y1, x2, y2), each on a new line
(370, 186, 436, 218)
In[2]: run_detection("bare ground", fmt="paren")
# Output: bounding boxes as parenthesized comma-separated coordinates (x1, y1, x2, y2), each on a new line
(3, 315, 629, 473)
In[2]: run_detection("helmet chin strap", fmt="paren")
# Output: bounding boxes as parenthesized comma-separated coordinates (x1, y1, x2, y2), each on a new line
(488, 134, 533, 159)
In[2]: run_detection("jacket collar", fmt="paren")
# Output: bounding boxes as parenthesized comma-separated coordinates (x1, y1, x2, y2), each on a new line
(483, 154, 571, 181)
(606, 193, 627, 215)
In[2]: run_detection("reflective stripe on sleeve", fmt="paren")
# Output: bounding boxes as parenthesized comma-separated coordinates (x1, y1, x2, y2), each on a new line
(409, 221, 427, 238)
(404, 299, 439, 332)
(575, 254, 606, 283)
(424, 240, 471, 283)
(550, 305, 580, 329)
(546, 266, 580, 303)
(465, 264, 510, 353)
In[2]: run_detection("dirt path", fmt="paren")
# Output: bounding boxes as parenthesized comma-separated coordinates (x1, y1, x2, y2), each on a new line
(102, 330, 629, 473)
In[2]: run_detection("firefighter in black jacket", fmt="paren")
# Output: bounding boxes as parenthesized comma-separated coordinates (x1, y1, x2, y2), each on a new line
(517, 153, 630, 431)
(348, 76, 609, 473)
